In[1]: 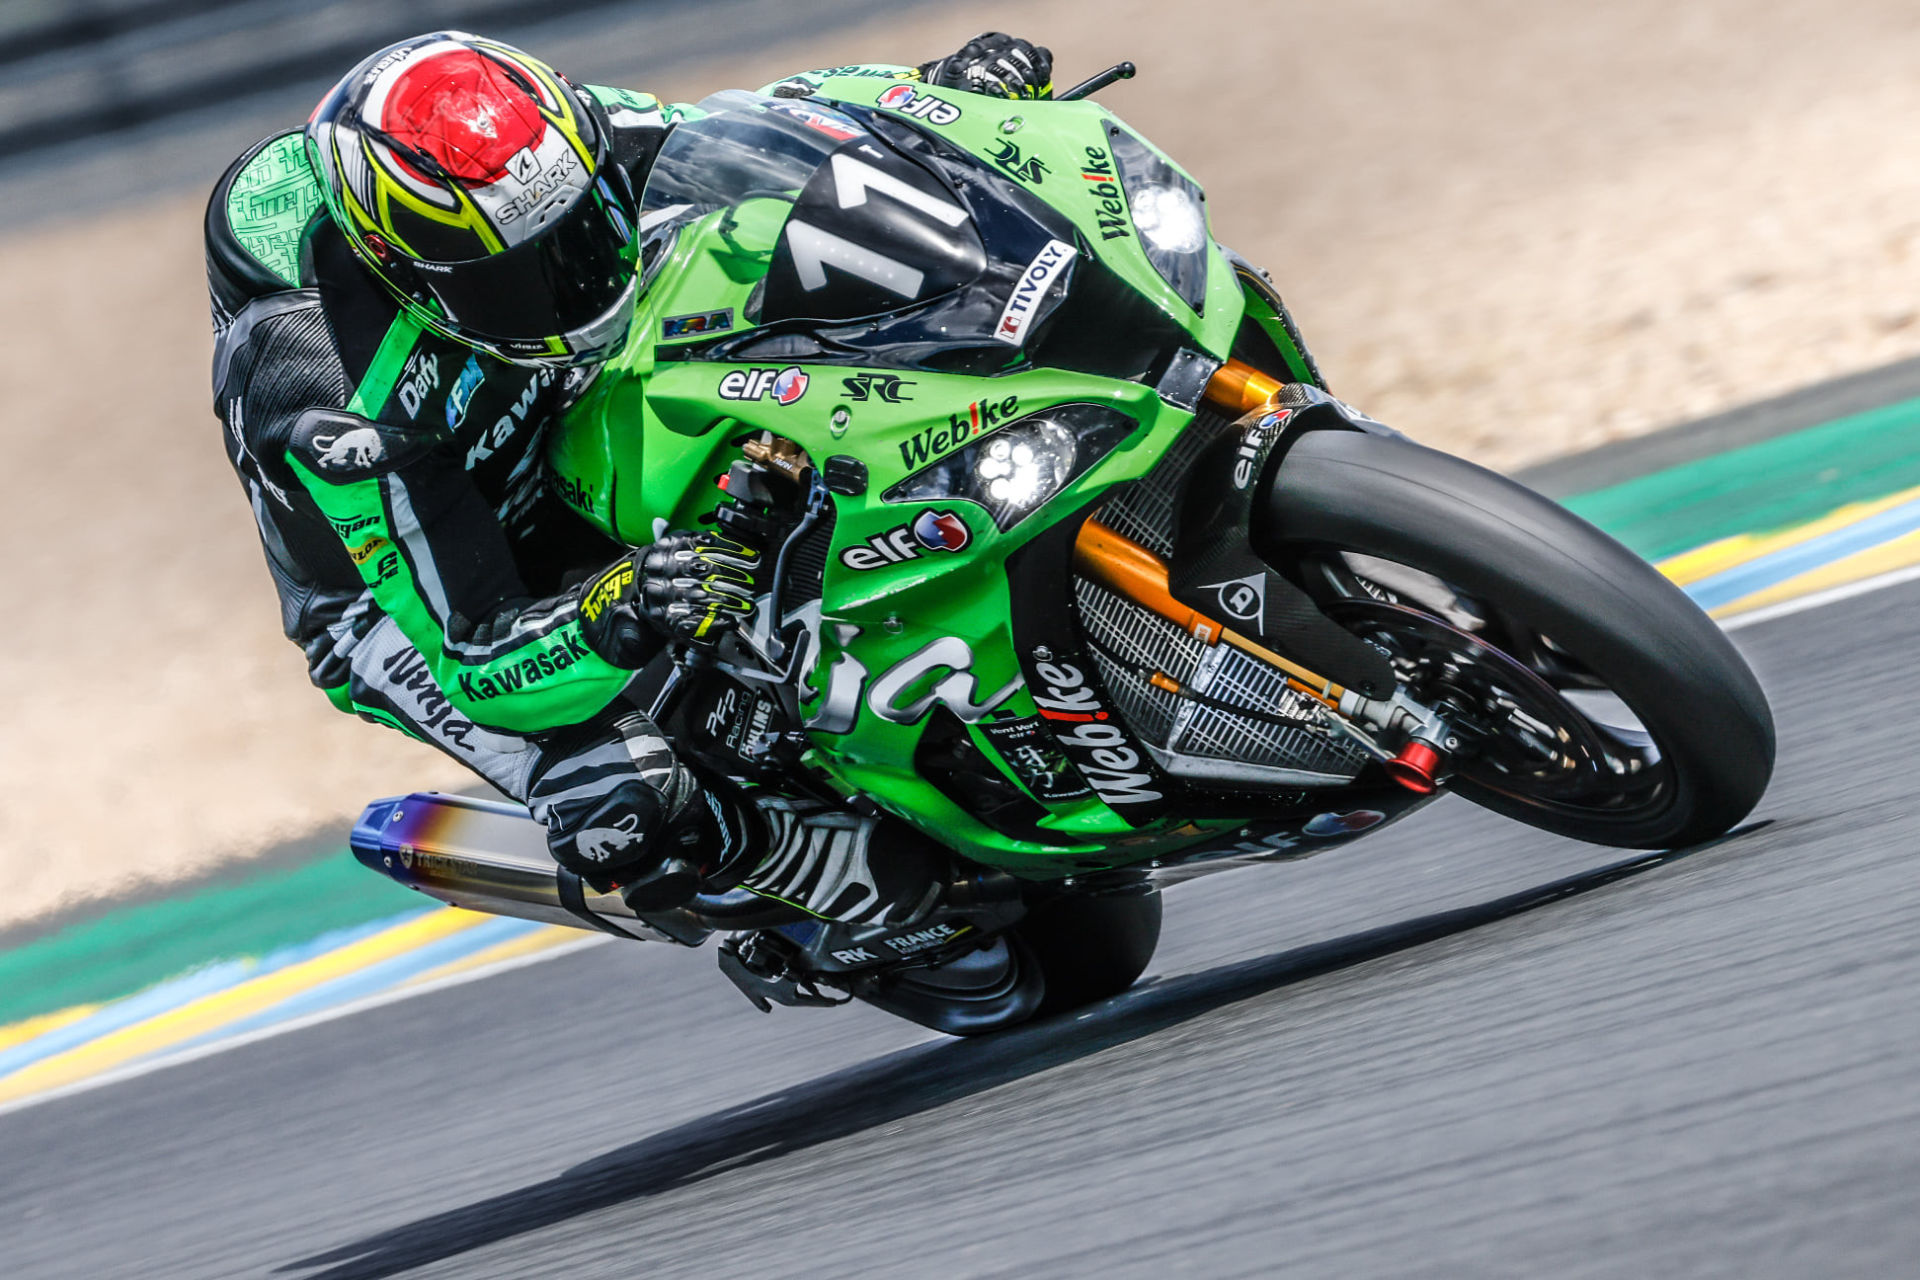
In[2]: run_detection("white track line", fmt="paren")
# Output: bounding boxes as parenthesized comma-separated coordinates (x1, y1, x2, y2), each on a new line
(1719, 563, 1920, 631)
(0, 933, 609, 1121)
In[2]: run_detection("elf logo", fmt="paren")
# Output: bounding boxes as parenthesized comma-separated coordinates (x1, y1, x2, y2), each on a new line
(1234, 408, 1292, 488)
(1031, 659, 1163, 807)
(876, 83, 962, 127)
(839, 509, 972, 571)
(719, 366, 810, 405)
(898, 396, 1020, 467)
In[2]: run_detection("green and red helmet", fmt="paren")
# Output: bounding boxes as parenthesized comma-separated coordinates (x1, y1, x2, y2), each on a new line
(306, 32, 640, 366)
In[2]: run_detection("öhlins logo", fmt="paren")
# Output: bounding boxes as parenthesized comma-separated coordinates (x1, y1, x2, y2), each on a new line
(899, 396, 1020, 468)
(581, 562, 633, 622)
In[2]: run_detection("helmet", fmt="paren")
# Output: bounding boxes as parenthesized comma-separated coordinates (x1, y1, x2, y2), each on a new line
(306, 32, 639, 366)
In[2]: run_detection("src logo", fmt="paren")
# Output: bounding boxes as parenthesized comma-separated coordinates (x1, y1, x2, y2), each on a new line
(842, 372, 914, 403)
(719, 366, 810, 405)
(839, 509, 973, 571)
(988, 138, 1050, 186)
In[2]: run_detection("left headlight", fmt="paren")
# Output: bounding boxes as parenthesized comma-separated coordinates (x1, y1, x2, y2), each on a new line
(883, 403, 1139, 530)
(1109, 127, 1211, 315)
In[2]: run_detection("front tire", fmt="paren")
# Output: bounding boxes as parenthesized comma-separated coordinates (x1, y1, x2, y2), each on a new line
(1254, 429, 1774, 848)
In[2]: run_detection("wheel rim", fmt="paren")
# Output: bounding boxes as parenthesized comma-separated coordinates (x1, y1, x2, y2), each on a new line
(1320, 586, 1678, 826)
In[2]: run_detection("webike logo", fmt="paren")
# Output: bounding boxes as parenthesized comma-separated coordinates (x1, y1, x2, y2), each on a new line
(839, 509, 973, 571)
(899, 395, 1020, 468)
(1233, 408, 1293, 489)
(719, 366, 811, 405)
(456, 632, 594, 702)
(993, 240, 1076, 346)
(1031, 658, 1163, 808)
(841, 372, 914, 403)
(875, 83, 963, 127)
(1080, 146, 1131, 241)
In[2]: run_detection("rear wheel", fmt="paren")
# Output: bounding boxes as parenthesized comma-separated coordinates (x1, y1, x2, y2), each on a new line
(1255, 429, 1774, 848)
(852, 886, 1161, 1035)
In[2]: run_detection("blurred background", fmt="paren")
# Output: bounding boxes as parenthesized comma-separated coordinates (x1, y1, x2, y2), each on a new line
(5, 0, 1920, 930)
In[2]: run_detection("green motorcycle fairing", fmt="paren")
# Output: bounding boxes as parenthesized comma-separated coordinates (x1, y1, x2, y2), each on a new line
(546, 81, 1369, 878)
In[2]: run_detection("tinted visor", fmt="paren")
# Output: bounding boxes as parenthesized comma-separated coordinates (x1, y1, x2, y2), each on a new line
(418, 173, 639, 343)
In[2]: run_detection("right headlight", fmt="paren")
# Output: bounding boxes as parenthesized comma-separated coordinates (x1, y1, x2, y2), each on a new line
(1109, 127, 1211, 315)
(882, 403, 1139, 531)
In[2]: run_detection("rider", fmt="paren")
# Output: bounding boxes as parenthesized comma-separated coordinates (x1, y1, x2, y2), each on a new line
(208, 30, 1053, 916)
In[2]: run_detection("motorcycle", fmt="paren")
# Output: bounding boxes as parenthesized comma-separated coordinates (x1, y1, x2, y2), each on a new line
(350, 64, 1774, 1035)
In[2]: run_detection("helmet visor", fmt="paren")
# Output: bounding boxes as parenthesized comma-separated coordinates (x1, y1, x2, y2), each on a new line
(413, 172, 639, 353)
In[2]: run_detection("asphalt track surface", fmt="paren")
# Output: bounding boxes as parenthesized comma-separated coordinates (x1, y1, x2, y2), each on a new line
(5, 576, 1919, 1278)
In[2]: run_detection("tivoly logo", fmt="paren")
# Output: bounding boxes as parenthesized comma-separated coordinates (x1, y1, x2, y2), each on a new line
(994, 240, 1076, 346)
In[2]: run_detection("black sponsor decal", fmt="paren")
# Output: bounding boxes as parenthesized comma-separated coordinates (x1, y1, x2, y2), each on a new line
(552, 472, 594, 514)
(841, 372, 915, 403)
(1030, 658, 1164, 809)
(380, 648, 477, 750)
(1080, 146, 1131, 241)
(980, 716, 1094, 802)
(899, 395, 1020, 468)
(456, 632, 594, 702)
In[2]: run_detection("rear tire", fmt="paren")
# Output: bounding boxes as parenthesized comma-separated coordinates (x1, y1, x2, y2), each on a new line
(1254, 429, 1774, 848)
(852, 886, 1162, 1035)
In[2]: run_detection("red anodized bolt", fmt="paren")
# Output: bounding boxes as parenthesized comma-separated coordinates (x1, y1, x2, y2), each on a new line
(1385, 740, 1444, 794)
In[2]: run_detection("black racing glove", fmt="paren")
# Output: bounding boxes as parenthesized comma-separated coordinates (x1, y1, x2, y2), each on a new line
(919, 32, 1054, 101)
(578, 530, 760, 664)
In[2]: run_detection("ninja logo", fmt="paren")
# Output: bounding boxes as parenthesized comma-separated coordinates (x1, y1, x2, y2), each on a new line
(841, 372, 914, 403)
(312, 427, 384, 470)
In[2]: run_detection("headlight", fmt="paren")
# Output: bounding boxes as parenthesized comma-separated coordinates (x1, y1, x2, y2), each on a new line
(883, 403, 1139, 530)
(1109, 127, 1211, 314)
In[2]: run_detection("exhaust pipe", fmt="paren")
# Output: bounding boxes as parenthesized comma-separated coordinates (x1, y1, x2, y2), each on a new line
(349, 792, 699, 944)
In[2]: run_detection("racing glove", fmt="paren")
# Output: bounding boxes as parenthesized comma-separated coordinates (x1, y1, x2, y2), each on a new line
(578, 530, 760, 665)
(919, 32, 1054, 101)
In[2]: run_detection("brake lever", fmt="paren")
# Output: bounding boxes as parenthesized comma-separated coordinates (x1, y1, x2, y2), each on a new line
(1057, 61, 1137, 102)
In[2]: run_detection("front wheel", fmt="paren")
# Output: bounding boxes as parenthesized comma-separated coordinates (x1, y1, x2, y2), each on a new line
(1254, 430, 1775, 849)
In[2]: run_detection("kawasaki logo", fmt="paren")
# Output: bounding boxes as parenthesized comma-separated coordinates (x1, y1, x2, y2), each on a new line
(899, 396, 1020, 468)
(457, 633, 593, 701)
(1032, 659, 1162, 806)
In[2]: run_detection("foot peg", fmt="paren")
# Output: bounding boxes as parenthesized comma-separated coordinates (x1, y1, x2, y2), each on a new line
(717, 934, 848, 1012)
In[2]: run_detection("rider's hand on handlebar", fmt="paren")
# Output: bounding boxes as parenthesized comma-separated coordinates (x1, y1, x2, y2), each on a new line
(919, 32, 1054, 101)
(578, 531, 760, 664)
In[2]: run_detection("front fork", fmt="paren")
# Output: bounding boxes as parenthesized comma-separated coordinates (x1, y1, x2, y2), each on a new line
(1070, 359, 1454, 794)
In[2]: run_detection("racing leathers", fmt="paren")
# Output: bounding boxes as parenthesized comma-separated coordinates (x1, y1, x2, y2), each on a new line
(209, 48, 1051, 911)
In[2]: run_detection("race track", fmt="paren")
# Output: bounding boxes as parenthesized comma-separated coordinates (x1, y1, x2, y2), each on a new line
(4, 577, 1916, 1278)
